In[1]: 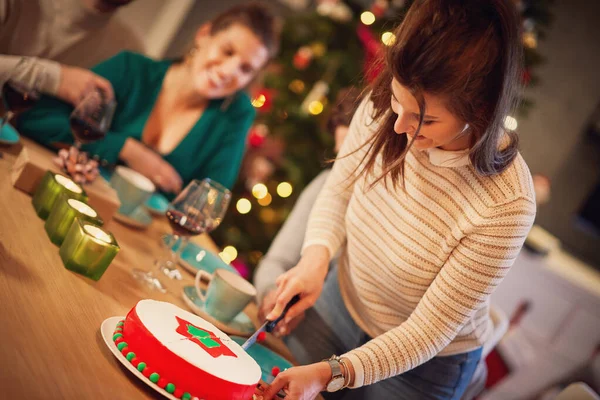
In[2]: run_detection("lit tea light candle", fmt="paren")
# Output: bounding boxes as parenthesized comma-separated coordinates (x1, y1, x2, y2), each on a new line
(45, 195, 103, 246)
(59, 219, 119, 281)
(32, 171, 87, 220)
(84, 224, 111, 243)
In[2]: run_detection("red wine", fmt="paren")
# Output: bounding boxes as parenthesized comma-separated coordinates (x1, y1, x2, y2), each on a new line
(2, 81, 40, 114)
(166, 210, 208, 236)
(69, 116, 106, 143)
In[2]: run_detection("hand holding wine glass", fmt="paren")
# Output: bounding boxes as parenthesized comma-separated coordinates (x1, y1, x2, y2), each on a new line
(69, 89, 116, 149)
(1, 57, 42, 132)
(132, 178, 232, 292)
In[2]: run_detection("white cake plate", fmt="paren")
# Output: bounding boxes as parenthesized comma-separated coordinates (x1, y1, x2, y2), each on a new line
(101, 316, 178, 400)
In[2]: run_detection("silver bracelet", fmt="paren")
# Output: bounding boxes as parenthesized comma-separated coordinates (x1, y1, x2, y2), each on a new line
(338, 357, 352, 389)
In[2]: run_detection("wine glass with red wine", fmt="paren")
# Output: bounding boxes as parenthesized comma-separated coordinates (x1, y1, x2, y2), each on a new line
(69, 90, 116, 149)
(132, 178, 231, 292)
(1, 58, 42, 133)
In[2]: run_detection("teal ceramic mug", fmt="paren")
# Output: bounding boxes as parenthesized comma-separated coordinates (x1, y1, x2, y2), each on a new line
(110, 166, 155, 215)
(194, 268, 257, 323)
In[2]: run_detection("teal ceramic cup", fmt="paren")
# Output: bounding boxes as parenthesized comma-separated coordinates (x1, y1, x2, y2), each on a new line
(194, 268, 257, 323)
(109, 166, 155, 215)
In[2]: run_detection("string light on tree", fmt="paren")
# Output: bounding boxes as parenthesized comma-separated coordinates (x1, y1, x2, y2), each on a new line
(504, 116, 518, 131)
(236, 198, 252, 214)
(360, 11, 376, 25)
(523, 32, 537, 49)
(251, 94, 266, 108)
(257, 193, 273, 206)
(288, 79, 306, 94)
(223, 246, 238, 262)
(310, 42, 327, 58)
(252, 183, 268, 199)
(277, 182, 293, 198)
(381, 31, 396, 46)
(301, 81, 329, 114)
(308, 100, 324, 115)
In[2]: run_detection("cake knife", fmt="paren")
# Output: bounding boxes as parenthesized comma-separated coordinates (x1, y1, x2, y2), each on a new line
(242, 294, 301, 351)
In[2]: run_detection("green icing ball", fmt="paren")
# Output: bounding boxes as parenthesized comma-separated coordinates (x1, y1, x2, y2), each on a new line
(117, 342, 128, 351)
(165, 383, 175, 394)
(112, 333, 123, 341)
(181, 393, 191, 400)
(126, 352, 136, 361)
(149, 373, 160, 383)
(117, 321, 124, 326)
(137, 362, 146, 372)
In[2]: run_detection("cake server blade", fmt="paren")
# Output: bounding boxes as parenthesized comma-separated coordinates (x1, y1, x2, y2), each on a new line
(242, 294, 300, 351)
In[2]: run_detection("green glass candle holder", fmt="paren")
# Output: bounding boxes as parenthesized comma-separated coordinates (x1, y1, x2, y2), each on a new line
(32, 171, 87, 220)
(45, 194, 103, 246)
(59, 218, 119, 281)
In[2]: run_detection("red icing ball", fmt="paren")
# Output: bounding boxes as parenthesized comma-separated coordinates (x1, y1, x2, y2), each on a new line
(114, 337, 124, 345)
(131, 358, 140, 368)
(120, 347, 129, 356)
(174, 388, 184, 398)
(142, 368, 152, 378)
(157, 378, 168, 388)
(271, 366, 281, 377)
(257, 331, 267, 342)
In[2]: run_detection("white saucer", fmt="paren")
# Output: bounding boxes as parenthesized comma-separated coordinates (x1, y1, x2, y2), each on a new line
(100, 316, 178, 400)
(181, 286, 256, 338)
(113, 207, 153, 229)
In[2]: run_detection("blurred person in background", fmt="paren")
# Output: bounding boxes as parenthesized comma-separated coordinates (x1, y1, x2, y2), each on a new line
(18, 2, 279, 194)
(0, 0, 143, 106)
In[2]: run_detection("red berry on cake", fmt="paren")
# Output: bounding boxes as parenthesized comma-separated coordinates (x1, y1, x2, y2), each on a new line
(257, 331, 267, 342)
(271, 366, 280, 377)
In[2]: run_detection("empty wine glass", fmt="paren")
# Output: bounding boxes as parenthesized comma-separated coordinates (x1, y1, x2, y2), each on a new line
(69, 89, 116, 149)
(132, 178, 231, 292)
(1, 57, 42, 133)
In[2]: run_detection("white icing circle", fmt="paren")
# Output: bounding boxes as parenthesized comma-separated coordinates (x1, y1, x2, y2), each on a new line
(135, 300, 261, 385)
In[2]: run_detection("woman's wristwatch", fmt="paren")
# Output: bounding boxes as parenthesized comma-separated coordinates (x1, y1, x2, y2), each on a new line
(324, 355, 349, 392)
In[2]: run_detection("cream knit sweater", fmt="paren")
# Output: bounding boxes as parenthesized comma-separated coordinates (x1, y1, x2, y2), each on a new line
(303, 97, 536, 387)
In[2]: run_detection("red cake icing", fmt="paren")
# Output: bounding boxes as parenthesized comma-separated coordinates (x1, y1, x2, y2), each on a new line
(119, 300, 261, 399)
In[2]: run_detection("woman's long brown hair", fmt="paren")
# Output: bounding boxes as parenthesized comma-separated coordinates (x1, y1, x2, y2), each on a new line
(357, 0, 524, 188)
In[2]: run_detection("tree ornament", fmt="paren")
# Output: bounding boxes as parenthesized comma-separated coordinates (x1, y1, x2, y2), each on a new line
(293, 46, 313, 70)
(371, 0, 389, 18)
(248, 124, 269, 148)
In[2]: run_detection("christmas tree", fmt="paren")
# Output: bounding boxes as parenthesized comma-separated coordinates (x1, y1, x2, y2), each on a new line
(212, 0, 554, 277)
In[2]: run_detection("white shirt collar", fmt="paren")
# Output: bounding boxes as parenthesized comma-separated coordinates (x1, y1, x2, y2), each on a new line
(426, 147, 471, 168)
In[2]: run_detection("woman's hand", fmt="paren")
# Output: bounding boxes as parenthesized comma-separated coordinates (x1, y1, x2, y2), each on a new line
(120, 138, 183, 193)
(57, 65, 114, 106)
(259, 289, 305, 337)
(260, 363, 331, 400)
(265, 245, 330, 325)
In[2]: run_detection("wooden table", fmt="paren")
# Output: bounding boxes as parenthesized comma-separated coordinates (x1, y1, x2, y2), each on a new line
(0, 146, 293, 399)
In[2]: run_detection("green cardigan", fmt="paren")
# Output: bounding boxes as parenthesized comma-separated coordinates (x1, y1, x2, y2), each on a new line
(18, 51, 255, 190)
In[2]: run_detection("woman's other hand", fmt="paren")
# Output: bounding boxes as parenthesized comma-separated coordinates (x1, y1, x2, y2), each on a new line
(265, 245, 330, 325)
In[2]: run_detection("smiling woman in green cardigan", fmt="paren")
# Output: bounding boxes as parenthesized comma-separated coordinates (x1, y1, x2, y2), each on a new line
(18, 3, 279, 194)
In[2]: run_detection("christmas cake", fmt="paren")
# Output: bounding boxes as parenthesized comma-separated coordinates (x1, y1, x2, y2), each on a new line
(112, 299, 261, 399)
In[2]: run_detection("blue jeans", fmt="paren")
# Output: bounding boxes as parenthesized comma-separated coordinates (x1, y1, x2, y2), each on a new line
(284, 266, 482, 400)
